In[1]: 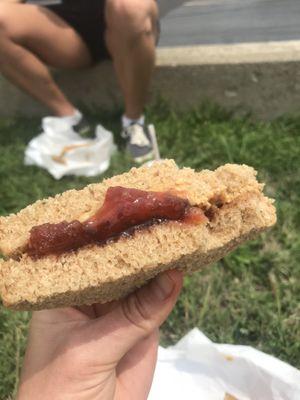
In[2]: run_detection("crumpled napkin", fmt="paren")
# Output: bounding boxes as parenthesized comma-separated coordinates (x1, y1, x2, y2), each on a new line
(149, 328, 300, 400)
(24, 117, 116, 179)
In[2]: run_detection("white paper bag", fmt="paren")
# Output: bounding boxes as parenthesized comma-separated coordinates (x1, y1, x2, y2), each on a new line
(149, 328, 300, 400)
(24, 117, 116, 179)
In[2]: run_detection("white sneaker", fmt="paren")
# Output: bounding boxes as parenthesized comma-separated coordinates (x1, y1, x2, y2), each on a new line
(121, 123, 154, 163)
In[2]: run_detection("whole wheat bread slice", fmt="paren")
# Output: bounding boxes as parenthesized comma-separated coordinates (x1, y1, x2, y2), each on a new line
(0, 160, 276, 310)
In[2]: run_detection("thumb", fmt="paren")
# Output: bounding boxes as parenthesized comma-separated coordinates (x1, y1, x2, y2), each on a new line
(86, 269, 183, 363)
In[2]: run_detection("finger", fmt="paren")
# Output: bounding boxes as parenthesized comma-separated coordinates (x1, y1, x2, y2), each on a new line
(76, 299, 121, 319)
(83, 269, 183, 363)
(92, 299, 120, 317)
(76, 305, 96, 319)
(32, 307, 90, 325)
(116, 330, 159, 399)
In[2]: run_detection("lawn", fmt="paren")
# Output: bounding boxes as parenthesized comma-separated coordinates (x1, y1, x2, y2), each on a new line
(0, 103, 299, 399)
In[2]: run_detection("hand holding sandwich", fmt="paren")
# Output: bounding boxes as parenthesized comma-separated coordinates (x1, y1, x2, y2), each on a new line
(17, 270, 183, 400)
(1, 161, 276, 399)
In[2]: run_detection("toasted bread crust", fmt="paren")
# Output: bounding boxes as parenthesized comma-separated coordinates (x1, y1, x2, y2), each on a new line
(0, 161, 276, 310)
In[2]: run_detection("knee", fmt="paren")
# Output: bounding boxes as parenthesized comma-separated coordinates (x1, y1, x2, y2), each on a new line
(0, 4, 11, 37)
(106, 0, 158, 36)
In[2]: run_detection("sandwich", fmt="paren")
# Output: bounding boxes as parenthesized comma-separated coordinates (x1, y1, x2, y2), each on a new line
(0, 160, 276, 310)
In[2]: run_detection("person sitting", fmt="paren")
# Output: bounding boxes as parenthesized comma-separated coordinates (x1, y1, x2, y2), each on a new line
(0, 0, 159, 162)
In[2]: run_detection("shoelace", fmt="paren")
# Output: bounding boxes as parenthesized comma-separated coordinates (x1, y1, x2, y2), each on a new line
(122, 124, 151, 147)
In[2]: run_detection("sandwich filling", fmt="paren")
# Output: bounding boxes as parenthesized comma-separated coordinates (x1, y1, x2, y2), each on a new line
(26, 186, 208, 258)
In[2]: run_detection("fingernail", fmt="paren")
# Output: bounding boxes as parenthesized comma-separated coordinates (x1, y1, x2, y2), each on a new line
(153, 272, 175, 300)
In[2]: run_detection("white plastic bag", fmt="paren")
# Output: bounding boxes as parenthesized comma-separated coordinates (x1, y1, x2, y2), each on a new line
(24, 117, 116, 179)
(149, 328, 300, 400)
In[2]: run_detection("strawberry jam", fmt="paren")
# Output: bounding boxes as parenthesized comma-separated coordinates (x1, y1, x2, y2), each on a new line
(26, 186, 206, 258)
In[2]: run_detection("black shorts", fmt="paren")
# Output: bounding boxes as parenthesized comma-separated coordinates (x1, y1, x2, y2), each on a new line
(28, 0, 160, 63)
(28, 0, 109, 62)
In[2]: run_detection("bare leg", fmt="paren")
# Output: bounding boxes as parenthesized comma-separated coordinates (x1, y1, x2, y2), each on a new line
(105, 0, 158, 119)
(0, 4, 92, 116)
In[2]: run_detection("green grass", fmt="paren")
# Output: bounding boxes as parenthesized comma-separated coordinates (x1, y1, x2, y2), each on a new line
(0, 102, 299, 399)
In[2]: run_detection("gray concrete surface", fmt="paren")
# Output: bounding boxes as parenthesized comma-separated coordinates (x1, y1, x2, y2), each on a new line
(154, 44, 300, 120)
(159, 0, 300, 46)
